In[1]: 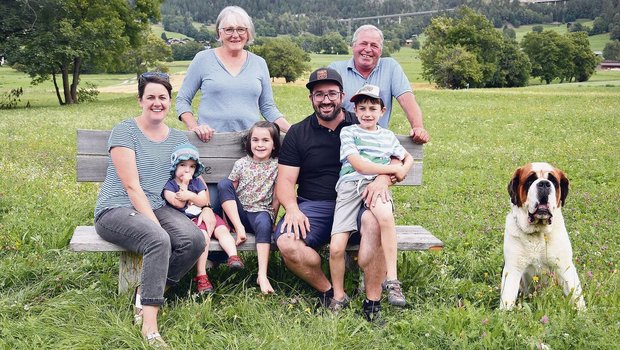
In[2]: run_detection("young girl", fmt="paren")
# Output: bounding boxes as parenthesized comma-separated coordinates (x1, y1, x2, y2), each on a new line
(217, 121, 281, 294)
(163, 143, 245, 295)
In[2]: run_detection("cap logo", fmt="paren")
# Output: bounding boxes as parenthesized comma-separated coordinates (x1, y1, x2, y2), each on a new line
(360, 85, 374, 93)
(317, 69, 328, 80)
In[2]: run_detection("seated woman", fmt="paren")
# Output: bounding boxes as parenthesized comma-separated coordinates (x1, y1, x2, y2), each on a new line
(94, 72, 206, 348)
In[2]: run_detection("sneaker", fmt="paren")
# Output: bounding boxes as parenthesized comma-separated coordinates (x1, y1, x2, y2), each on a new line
(327, 293, 350, 312)
(193, 274, 214, 294)
(227, 255, 245, 269)
(362, 299, 384, 324)
(383, 279, 407, 307)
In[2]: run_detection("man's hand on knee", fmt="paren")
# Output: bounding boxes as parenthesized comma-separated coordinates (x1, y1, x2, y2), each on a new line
(362, 176, 391, 208)
(280, 207, 310, 240)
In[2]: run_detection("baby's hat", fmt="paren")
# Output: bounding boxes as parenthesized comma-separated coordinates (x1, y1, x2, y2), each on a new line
(170, 143, 205, 178)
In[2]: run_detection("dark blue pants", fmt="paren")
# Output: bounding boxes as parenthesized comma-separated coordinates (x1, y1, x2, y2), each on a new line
(217, 179, 273, 243)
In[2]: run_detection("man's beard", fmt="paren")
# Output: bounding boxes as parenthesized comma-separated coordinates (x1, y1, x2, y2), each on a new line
(313, 101, 341, 122)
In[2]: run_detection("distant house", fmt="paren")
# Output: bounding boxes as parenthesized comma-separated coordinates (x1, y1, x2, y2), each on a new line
(599, 60, 620, 70)
(166, 38, 190, 45)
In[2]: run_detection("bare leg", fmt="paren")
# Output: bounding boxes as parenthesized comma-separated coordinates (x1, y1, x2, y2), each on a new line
(277, 235, 331, 292)
(369, 200, 397, 281)
(329, 233, 350, 301)
(256, 242, 274, 294)
(141, 305, 159, 337)
(196, 230, 211, 276)
(213, 226, 238, 257)
(357, 210, 386, 301)
(222, 200, 245, 235)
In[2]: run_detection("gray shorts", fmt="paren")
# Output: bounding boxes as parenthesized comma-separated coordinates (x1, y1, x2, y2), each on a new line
(331, 179, 392, 235)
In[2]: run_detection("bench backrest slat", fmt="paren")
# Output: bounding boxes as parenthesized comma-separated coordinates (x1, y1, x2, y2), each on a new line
(77, 129, 423, 185)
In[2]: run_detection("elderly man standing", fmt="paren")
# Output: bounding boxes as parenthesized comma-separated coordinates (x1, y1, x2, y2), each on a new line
(275, 67, 392, 322)
(329, 24, 430, 144)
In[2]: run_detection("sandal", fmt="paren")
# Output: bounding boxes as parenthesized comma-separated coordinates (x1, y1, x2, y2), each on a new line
(227, 255, 245, 269)
(193, 274, 214, 294)
(145, 332, 168, 349)
(133, 286, 143, 326)
(327, 293, 350, 312)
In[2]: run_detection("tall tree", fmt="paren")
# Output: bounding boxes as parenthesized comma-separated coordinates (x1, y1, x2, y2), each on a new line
(420, 6, 529, 89)
(522, 30, 598, 84)
(603, 40, 620, 60)
(251, 38, 310, 83)
(1, 0, 161, 105)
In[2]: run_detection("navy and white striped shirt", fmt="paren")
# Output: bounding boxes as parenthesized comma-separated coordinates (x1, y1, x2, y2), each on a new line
(94, 119, 188, 220)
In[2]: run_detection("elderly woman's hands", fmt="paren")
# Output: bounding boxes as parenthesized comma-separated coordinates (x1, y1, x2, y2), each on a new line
(192, 124, 215, 142)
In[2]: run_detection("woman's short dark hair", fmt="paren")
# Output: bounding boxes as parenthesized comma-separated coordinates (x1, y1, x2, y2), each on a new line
(243, 121, 281, 158)
(138, 72, 172, 99)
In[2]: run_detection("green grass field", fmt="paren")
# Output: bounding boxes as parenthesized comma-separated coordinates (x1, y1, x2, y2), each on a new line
(1, 53, 619, 348)
(510, 20, 613, 52)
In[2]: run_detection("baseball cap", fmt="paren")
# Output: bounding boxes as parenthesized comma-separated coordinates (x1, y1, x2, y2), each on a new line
(349, 84, 383, 104)
(306, 67, 343, 91)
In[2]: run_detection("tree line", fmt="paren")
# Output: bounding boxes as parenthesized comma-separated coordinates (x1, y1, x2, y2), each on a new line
(160, 0, 619, 39)
(1, 1, 619, 107)
(420, 7, 599, 89)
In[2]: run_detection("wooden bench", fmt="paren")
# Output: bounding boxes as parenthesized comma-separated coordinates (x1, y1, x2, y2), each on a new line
(71, 129, 443, 293)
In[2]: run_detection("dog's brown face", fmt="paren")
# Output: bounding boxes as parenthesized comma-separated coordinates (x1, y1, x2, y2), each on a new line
(508, 162, 569, 225)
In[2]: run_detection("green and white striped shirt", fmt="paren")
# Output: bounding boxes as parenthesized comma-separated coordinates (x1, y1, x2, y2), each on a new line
(336, 124, 406, 190)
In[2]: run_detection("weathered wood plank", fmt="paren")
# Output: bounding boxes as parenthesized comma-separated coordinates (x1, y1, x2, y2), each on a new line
(76, 129, 424, 185)
(70, 225, 442, 253)
(119, 252, 141, 294)
(77, 130, 424, 159)
(77, 155, 243, 184)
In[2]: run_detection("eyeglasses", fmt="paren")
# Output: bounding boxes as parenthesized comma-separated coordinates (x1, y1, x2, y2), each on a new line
(139, 72, 169, 82)
(220, 27, 248, 36)
(312, 91, 342, 101)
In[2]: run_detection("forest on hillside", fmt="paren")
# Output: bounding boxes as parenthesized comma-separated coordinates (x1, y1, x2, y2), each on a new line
(161, 0, 618, 29)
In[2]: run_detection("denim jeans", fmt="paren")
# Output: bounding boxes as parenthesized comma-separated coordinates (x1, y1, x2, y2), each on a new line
(95, 205, 205, 306)
(217, 178, 274, 243)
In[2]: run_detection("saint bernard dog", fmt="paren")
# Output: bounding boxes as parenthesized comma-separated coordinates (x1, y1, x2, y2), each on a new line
(500, 162, 585, 311)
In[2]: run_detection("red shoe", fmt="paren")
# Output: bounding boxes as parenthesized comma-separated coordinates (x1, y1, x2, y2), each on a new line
(227, 255, 245, 269)
(193, 274, 214, 294)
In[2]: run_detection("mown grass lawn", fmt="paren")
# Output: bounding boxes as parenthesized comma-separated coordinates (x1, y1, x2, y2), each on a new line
(1, 60, 619, 349)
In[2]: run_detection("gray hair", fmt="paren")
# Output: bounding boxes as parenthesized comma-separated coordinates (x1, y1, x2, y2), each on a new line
(215, 6, 256, 44)
(351, 24, 384, 49)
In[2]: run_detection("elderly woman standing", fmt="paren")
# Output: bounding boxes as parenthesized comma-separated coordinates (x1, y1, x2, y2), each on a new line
(176, 5, 290, 141)
(95, 73, 206, 348)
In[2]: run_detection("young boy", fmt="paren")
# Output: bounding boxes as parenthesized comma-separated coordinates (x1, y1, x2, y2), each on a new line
(329, 85, 414, 311)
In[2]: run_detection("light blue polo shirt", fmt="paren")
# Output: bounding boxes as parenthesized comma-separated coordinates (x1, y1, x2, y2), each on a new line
(329, 57, 412, 128)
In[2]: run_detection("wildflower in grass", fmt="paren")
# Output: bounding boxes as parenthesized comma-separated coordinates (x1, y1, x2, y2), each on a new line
(587, 271, 593, 279)
(532, 275, 540, 283)
(481, 318, 489, 326)
(540, 315, 549, 325)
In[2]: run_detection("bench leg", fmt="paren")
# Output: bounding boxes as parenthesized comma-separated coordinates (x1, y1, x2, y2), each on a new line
(119, 252, 142, 294)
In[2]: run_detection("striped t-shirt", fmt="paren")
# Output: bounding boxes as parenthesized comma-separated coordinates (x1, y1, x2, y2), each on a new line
(94, 119, 189, 220)
(336, 124, 406, 189)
